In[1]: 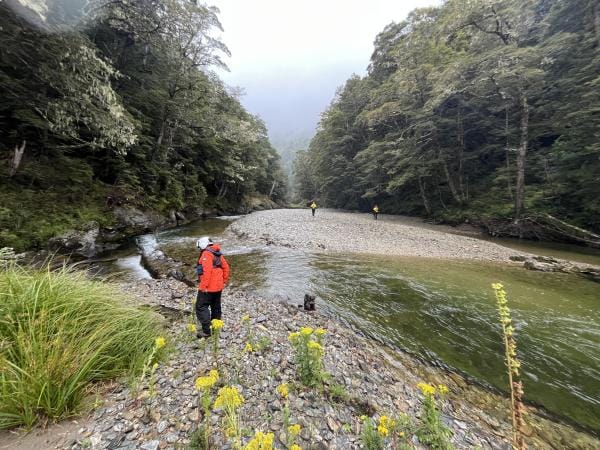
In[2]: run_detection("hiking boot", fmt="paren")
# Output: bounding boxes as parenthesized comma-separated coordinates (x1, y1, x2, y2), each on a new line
(196, 331, 211, 339)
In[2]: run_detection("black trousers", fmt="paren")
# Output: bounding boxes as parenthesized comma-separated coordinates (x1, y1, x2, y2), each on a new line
(311, 208, 315, 216)
(373, 212, 378, 220)
(196, 291, 222, 334)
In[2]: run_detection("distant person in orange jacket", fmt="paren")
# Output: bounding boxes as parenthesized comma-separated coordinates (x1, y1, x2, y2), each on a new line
(372, 204, 380, 220)
(310, 200, 317, 217)
(195, 236, 230, 338)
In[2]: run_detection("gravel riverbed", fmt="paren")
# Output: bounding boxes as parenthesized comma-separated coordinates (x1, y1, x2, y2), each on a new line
(5, 278, 596, 450)
(227, 209, 528, 262)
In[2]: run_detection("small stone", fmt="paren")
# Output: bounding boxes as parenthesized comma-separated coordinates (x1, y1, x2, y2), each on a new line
(327, 417, 340, 434)
(165, 432, 179, 443)
(140, 438, 160, 449)
(157, 420, 169, 434)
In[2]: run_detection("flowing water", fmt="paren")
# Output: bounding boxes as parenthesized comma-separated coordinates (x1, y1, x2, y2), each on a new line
(105, 218, 600, 433)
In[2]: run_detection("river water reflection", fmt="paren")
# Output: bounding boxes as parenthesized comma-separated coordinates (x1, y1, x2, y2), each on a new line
(114, 218, 600, 432)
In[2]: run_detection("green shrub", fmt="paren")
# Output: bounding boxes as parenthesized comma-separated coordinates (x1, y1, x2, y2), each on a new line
(0, 263, 162, 429)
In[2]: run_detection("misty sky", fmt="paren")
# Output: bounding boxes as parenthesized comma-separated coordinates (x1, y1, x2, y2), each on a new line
(210, 0, 439, 142)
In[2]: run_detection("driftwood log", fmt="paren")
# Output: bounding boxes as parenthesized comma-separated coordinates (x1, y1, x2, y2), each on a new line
(510, 255, 600, 283)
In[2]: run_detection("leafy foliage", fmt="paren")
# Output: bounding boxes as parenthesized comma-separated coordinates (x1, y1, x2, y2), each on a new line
(0, 1, 287, 251)
(296, 0, 600, 233)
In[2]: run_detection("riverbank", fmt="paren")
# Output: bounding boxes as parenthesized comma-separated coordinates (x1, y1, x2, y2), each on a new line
(228, 209, 530, 262)
(4, 278, 598, 449)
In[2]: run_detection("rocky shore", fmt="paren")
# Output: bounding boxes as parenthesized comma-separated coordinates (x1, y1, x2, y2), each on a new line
(5, 277, 599, 450)
(227, 209, 529, 262)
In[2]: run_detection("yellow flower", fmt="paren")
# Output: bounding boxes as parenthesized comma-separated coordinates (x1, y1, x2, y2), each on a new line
(242, 314, 251, 323)
(245, 342, 254, 353)
(195, 370, 219, 391)
(300, 326, 313, 336)
(276, 383, 289, 399)
(154, 336, 166, 349)
(288, 423, 301, 436)
(417, 382, 436, 396)
(290, 445, 302, 450)
(244, 431, 274, 450)
(226, 426, 236, 437)
(152, 362, 159, 370)
(214, 386, 244, 409)
(307, 340, 324, 355)
(288, 331, 300, 341)
(377, 424, 389, 437)
(399, 431, 405, 437)
(315, 328, 327, 337)
(437, 384, 449, 395)
(211, 319, 224, 331)
(379, 415, 396, 429)
(491, 282, 504, 291)
(186, 323, 197, 333)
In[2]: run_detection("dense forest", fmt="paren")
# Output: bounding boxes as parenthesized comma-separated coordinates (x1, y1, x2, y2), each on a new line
(0, 0, 287, 252)
(295, 0, 600, 239)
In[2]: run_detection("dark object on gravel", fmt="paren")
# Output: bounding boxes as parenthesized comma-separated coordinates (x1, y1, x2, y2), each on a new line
(303, 293, 316, 311)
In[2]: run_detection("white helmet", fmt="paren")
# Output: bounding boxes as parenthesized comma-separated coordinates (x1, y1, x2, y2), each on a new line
(196, 236, 212, 250)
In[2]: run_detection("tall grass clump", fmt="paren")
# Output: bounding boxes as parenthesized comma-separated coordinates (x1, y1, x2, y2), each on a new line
(0, 262, 162, 429)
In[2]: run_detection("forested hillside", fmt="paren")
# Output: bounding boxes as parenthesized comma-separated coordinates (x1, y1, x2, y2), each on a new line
(296, 0, 600, 239)
(0, 0, 287, 252)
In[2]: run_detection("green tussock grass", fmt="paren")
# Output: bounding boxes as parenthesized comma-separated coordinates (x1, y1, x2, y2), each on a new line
(0, 263, 162, 429)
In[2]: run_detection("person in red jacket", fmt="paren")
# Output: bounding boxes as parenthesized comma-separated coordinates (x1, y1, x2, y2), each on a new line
(195, 236, 230, 338)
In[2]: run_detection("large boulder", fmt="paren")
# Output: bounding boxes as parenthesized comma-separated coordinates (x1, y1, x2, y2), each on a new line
(48, 222, 101, 258)
(113, 206, 167, 234)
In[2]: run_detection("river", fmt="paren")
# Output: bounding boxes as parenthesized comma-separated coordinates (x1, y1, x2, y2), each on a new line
(102, 217, 600, 434)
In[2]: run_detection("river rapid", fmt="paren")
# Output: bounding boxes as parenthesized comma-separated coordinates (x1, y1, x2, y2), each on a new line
(102, 214, 600, 435)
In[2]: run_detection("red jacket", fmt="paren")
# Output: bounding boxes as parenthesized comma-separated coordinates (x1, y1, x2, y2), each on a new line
(197, 244, 230, 292)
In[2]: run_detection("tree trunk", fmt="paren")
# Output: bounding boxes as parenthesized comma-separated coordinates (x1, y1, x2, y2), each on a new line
(457, 106, 466, 200)
(515, 91, 529, 222)
(505, 104, 513, 200)
(268, 180, 277, 198)
(8, 140, 26, 177)
(442, 159, 463, 205)
(216, 182, 228, 199)
(418, 176, 432, 215)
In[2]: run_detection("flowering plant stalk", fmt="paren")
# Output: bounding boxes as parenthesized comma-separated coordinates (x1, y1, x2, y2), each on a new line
(148, 362, 159, 398)
(139, 336, 166, 391)
(360, 416, 384, 450)
(492, 283, 527, 450)
(211, 319, 224, 355)
(288, 327, 326, 387)
(276, 383, 294, 446)
(242, 314, 254, 347)
(195, 369, 219, 449)
(214, 385, 244, 448)
(416, 383, 453, 449)
(286, 423, 302, 449)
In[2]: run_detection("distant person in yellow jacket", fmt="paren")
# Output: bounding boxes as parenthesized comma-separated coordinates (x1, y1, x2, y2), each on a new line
(310, 201, 317, 217)
(372, 204, 379, 220)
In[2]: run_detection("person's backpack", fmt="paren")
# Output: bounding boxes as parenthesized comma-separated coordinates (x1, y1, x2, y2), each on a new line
(195, 247, 222, 276)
